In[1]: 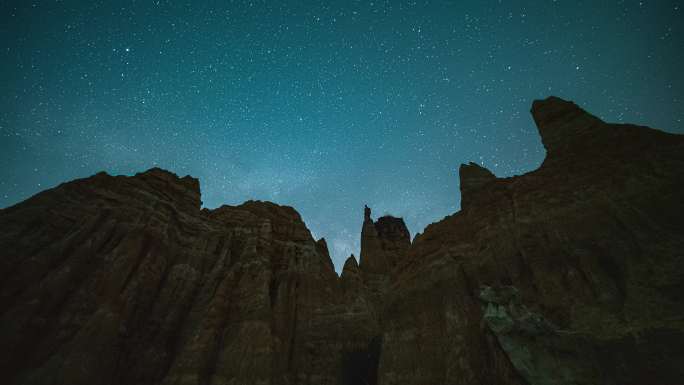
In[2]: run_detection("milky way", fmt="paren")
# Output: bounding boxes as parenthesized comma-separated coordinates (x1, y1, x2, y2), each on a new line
(1, 1, 682, 271)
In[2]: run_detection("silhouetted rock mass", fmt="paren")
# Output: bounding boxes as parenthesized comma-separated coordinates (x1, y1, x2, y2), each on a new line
(356, 208, 411, 321)
(1, 96, 683, 385)
(359, 210, 410, 274)
(459, 162, 496, 210)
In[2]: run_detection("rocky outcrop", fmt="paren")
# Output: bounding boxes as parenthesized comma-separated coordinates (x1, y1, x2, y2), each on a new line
(359, 206, 410, 274)
(458, 162, 496, 210)
(358, 206, 411, 316)
(1, 96, 683, 385)
(378, 96, 684, 385)
(0, 168, 349, 385)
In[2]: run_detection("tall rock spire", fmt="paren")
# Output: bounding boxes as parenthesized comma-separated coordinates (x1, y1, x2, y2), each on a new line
(359, 205, 410, 274)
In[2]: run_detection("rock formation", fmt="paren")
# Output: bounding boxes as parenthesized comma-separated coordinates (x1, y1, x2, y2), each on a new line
(358, 205, 411, 316)
(0, 168, 356, 384)
(359, 206, 410, 274)
(1, 96, 682, 385)
(379, 97, 684, 385)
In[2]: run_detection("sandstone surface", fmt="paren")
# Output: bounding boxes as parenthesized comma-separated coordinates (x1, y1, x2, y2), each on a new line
(1, 97, 682, 385)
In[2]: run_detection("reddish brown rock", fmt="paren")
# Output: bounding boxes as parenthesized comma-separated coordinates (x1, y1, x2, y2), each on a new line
(378, 96, 684, 385)
(0, 168, 346, 385)
(458, 162, 496, 210)
(358, 206, 411, 323)
(359, 205, 410, 274)
(1, 96, 682, 385)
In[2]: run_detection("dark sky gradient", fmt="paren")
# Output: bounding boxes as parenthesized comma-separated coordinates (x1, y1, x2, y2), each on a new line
(1, 1, 682, 271)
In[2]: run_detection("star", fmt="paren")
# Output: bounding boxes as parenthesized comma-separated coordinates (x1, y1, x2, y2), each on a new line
(1, 0, 682, 272)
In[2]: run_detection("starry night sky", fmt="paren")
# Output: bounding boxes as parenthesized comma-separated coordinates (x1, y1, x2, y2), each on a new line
(1, 1, 682, 271)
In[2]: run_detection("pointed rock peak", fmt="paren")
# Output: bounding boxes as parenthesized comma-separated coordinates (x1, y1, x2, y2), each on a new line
(315, 238, 335, 273)
(341, 254, 361, 280)
(364, 205, 372, 222)
(344, 254, 359, 269)
(316, 238, 329, 256)
(459, 162, 496, 210)
(531, 96, 604, 157)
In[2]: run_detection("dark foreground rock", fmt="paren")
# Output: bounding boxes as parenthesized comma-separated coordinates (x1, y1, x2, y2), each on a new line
(1, 96, 682, 385)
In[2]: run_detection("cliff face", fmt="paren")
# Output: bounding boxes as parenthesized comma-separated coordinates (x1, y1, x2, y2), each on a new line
(0, 169, 357, 385)
(380, 97, 684, 385)
(1, 96, 683, 385)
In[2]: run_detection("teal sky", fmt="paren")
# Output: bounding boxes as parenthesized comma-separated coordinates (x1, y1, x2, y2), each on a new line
(1, 1, 682, 271)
